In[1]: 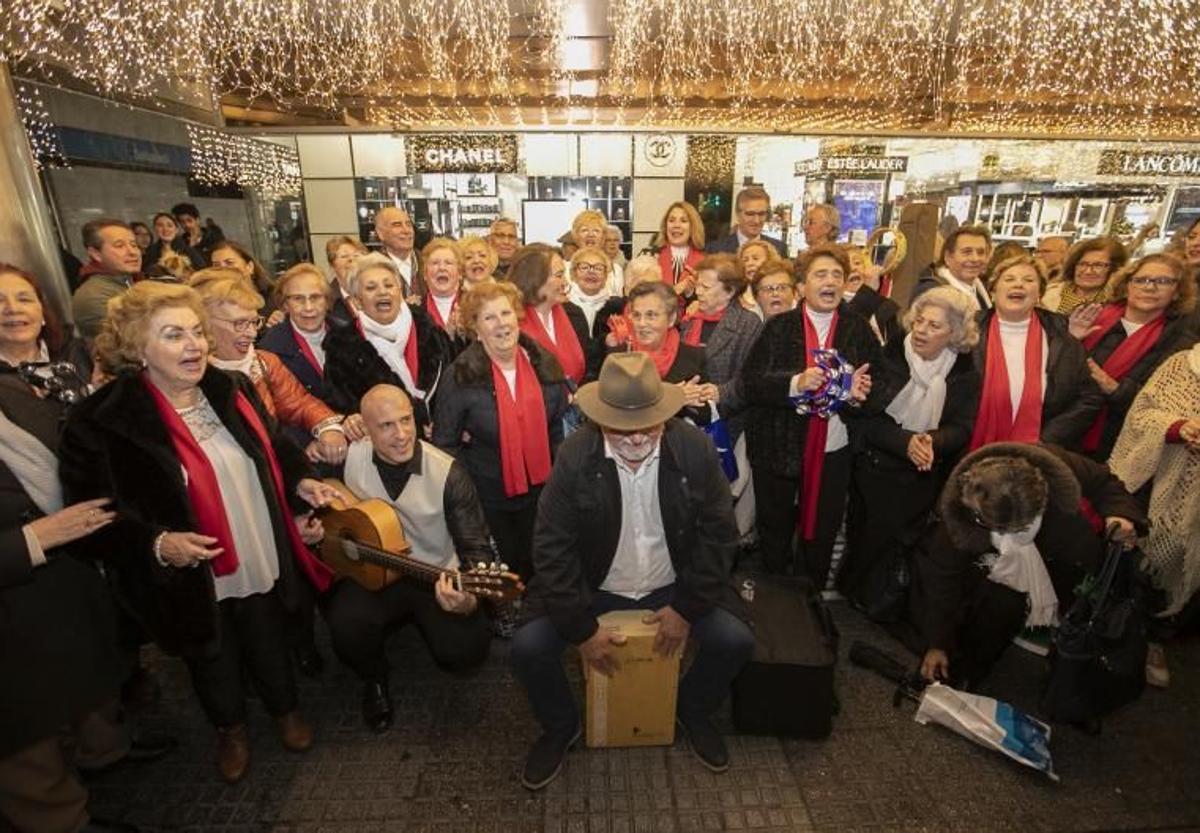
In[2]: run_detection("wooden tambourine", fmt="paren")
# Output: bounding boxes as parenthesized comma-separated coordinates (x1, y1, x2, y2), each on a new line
(866, 226, 908, 273)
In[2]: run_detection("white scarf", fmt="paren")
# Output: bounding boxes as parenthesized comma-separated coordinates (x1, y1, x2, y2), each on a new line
(937, 265, 991, 310)
(210, 346, 256, 379)
(982, 514, 1059, 627)
(886, 335, 956, 432)
(0, 409, 63, 515)
(359, 306, 424, 399)
(568, 282, 610, 332)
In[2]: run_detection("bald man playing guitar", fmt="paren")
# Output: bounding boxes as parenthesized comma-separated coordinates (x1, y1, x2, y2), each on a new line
(321, 384, 496, 733)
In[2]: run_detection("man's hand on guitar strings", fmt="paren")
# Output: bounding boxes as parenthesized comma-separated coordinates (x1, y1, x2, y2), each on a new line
(434, 572, 478, 615)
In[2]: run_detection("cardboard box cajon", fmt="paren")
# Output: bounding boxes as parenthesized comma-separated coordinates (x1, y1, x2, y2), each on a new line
(584, 609, 681, 748)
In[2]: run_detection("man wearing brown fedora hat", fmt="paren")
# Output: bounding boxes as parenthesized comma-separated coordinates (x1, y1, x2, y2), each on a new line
(511, 353, 755, 790)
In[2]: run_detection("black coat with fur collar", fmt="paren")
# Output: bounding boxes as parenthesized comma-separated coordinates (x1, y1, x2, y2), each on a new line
(58, 368, 317, 657)
(322, 305, 451, 427)
(431, 335, 570, 511)
(911, 442, 1148, 654)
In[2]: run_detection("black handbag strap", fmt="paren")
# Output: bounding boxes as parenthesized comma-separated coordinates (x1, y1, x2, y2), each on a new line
(1087, 524, 1126, 628)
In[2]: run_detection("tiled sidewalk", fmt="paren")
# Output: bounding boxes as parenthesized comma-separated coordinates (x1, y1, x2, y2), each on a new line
(82, 604, 1200, 832)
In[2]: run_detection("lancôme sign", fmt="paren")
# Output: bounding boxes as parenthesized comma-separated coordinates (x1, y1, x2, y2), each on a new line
(1098, 150, 1200, 178)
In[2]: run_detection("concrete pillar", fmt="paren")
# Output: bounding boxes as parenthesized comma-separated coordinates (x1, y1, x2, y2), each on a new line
(0, 64, 72, 324)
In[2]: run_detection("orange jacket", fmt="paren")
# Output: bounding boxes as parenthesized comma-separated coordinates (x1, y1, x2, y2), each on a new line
(253, 349, 338, 433)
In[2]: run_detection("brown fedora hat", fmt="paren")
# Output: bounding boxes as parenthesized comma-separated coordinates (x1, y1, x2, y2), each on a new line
(575, 353, 685, 431)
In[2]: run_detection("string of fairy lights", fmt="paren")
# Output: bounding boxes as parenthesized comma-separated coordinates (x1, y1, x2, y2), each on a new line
(2, 0, 1198, 138)
(14, 81, 69, 170)
(186, 125, 301, 198)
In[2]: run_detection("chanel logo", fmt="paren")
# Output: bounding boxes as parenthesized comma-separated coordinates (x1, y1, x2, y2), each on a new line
(644, 134, 676, 167)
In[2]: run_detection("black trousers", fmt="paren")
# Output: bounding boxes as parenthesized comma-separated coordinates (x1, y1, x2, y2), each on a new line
(323, 578, 492, 683)
(183, 589, 296, 728)
(950, 579, 1029, 690)
(839, 459, 939, 601)
(755, 448, 852, 588)
(482, 500, 538, 581)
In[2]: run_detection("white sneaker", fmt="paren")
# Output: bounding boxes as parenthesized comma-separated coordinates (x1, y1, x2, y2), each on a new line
(1146, 642, 1170, 688)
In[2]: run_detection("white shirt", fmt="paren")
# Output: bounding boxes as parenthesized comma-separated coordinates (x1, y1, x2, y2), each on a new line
(386, 250, 415, 290)
(997, 317, 1049, 419)
(537, 307, 557, 342)
(179, 399, 280, 601)
(292, 322, 326, 370)
(1121, 318, 1145, 336)
(937, 266, 991, 311)
(599, 436, 676, 600)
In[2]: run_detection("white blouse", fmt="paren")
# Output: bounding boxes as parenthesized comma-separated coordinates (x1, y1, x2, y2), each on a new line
(179, 396, 280, 601)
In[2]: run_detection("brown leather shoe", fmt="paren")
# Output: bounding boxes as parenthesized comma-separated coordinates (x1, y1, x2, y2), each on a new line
(216, 725, 250, 784)
(277, 711, 313, 752)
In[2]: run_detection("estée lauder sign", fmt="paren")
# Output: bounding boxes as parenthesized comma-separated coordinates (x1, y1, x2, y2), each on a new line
(407, 135, 518, 173)
(1098, 150, 1200, 177)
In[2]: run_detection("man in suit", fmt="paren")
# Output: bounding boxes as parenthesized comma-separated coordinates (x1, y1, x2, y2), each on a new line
(488, 217, 520, 277)
(375, 207, 425, 300)
(706, 186, 787, 258)
(511, 353, 755, 790)
(910, 224, 994, 310)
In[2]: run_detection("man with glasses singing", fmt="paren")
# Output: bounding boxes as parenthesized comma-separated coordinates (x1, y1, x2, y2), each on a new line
(707, 186, 787, 258)
(488, 218, 520, 278)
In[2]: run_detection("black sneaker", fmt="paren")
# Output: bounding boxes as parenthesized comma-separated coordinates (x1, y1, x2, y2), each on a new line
(676, 715, 729, 772)
(520, 725, 581, 791)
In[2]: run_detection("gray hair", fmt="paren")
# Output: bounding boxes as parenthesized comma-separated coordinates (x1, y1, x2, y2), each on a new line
(605, 224, 624, 242)
(808, 203, 841, 237)
(348, 252, 400, 297)
(623, 254, 662, 285)
(902, 285, 980, 353)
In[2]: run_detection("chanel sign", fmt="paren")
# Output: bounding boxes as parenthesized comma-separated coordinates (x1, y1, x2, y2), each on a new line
(407, 135, 518, 173)
(644, 134, 678, 168)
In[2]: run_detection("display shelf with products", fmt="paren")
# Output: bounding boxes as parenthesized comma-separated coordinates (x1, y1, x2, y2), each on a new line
(527, 175, 634, 259)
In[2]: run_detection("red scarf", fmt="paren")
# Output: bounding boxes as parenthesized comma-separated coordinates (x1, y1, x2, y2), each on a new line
(657, 246, 704, 288)
(492, 350, 552, 497)
(633, 327, 681, 379)
(290, 323, 326, 379)
(683, 307, 725, 346)
(143, 378, 333, 592)
(798, 305, 838, 540)
(424, 292, 458, 331)
(1080, 303, 1166, 452)
(520, 304, 586, 385)
(969, 313, 1045, 451)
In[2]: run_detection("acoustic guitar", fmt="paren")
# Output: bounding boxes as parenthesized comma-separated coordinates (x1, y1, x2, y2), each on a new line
(316, 479, 523, 601)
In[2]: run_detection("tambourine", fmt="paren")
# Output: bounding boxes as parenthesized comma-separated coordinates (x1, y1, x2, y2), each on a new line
(789, 349, 855, 418)
(866, 226, 907, 274)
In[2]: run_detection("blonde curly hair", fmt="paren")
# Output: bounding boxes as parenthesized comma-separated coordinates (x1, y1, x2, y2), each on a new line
(95, 281, 209, 374)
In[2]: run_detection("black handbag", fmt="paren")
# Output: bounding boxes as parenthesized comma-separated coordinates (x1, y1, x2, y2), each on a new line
(848, 512, 936, 625)
(1040, 526, 1151, 724)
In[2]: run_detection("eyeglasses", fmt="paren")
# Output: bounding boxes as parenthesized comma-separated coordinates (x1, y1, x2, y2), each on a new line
(1129, 276, 1179, 288)
(213, 316, 264, 333)
(490, 232, 518, 241)
(1076, 261, 1111, 272)
(575, 263, 606, 274)
(757, 283, 794, 295)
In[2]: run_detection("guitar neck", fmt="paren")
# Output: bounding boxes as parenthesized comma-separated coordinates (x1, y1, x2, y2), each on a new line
(333, 536, 450, 584)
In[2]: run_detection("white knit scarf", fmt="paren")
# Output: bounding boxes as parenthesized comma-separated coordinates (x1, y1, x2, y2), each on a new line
(568, 282, 610, 332)
(359, 306, 424, 399)
(982, 514, 1059, 627)
(210, 346, 258, 380)
(885, 335, 956, 432)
